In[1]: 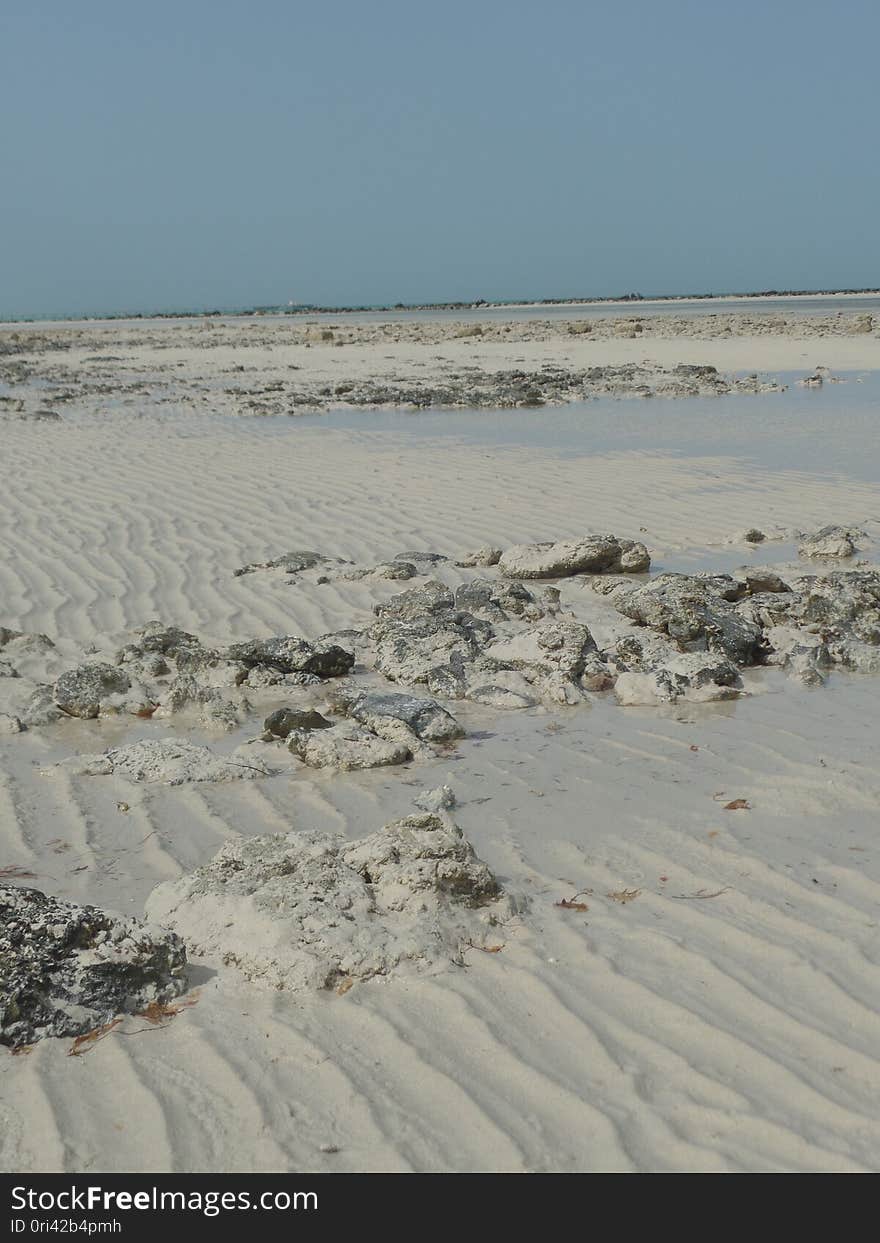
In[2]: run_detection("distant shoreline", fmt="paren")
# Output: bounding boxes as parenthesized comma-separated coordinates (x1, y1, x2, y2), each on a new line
(2, 286, 878, 326)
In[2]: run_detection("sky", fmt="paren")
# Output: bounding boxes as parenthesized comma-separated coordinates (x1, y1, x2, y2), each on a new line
(1, 0, 878, 317)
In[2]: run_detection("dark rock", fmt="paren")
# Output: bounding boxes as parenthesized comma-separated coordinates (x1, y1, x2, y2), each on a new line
(264, 707, 333, 737)
(1, 885, 186, 1048)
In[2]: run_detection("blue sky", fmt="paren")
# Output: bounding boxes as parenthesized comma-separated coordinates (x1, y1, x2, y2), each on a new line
(2, 0, 877, 316)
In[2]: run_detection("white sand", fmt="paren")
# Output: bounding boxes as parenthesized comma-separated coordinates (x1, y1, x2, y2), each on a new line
(1, 316, 879, 1172)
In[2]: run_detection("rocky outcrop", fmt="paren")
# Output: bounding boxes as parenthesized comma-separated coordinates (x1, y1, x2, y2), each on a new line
(499, 534, 650, 579)
(595, 573, 765, 666)
(145, 814, 508, 991)
(798, 525, 864, 560)
(1, 885, 186, 1048)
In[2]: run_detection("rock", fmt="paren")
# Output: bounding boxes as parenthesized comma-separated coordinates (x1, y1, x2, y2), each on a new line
(370, 610, 490, 697)
(611, 638, 742, 704)
(234, 551, 335, 577)
(1, 885, 186, 1048)
(227, 636, 354, 678)
(733, 528, 766, 544)
(373, 580, 454, 621)
(596, 573, 765, 666)
(0, 713, 24, 734)
(483, 620, 598, 680)
(453, 578, 546, 622)
(341, 561, 418, 581)
(414, 785, 457, 812)
(54, 663, 131, 718)
(739, 570, 790, 595)
(144, 814, 505, 991)
(20, 686, 65, 727)
(455, 547, 502, 568)
(498, 534, 650, 579)
(798, 525, 862, 560)
(0, 660, 18, 679)
(393, 552, 448, 567)
(288, 722, 411, 770)
(331, 689, 464, 743)
(64, 739, 270, 784)
(264, 707, 333, 738)
(742, 568, 880, 674)
(466, 683, 537, 709)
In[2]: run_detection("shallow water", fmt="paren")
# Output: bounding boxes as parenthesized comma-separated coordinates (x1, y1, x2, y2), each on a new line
(298, 370, 880, 484)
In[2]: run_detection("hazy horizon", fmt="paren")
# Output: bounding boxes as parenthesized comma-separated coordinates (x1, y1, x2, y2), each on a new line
(3, 0, 878, 319)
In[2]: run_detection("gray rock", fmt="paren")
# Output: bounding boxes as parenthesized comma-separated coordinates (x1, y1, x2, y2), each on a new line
(0, 713, 24, 734)
(144, 814, 505, 991)
(483, 620, 599, 680)
(288, 722, 412, 770)
(596, 573, 765, 666)
(227, 636, 354, 678)
(454, 578, 546, 622)
(332, 689, 464, 743)
(798, 525, 863, 560)
(234, 551, 335, 577)
(498, 534, 650, 579)
(1, 885, 186, 1048)
(414, 785, 457, 812)
(264, 707, 333, 737)
(611, 636, 742, 704)
(741, 568, 880, 674)
(455, 547, 502, 567)
(54, 663, 131, 718)
(373, 580, 455, 621)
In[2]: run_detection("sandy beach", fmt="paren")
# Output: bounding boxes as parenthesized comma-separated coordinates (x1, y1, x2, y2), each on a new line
(2, 309, 879, 1173)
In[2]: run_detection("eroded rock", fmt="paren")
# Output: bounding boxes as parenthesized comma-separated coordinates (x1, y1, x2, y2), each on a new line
(54, 663, 132, 719)
(499, 534, 650, 579)
(63, 738, 271, 784)
(288, 722, 412, 770)
(144, 814, 507, 991)
(1, 885, 186, 1048)
(227, 636, 354, 679)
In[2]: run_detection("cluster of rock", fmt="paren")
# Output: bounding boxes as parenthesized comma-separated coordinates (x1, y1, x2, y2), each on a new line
(1, 885, 186, 1048)
(144, 812, 510, 992)
(595, 563, 880, 693)
(227, 362, 784, 416)
(0, 622, 356, 735)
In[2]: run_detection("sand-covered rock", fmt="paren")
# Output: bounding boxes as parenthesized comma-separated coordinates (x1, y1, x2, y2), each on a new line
(798, 525, 863, 559)
(288, 722, 412, 770)
(455, 547, 502, 568)
(1, 885, 186, 1048)
(499, 534, 650, 579)
(483, 621, 602, 702)
(611, 636, 742, 704)
(63, 738, 271, 784)
(145, 814, 507, 991)
(234, 551, 341, 577)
